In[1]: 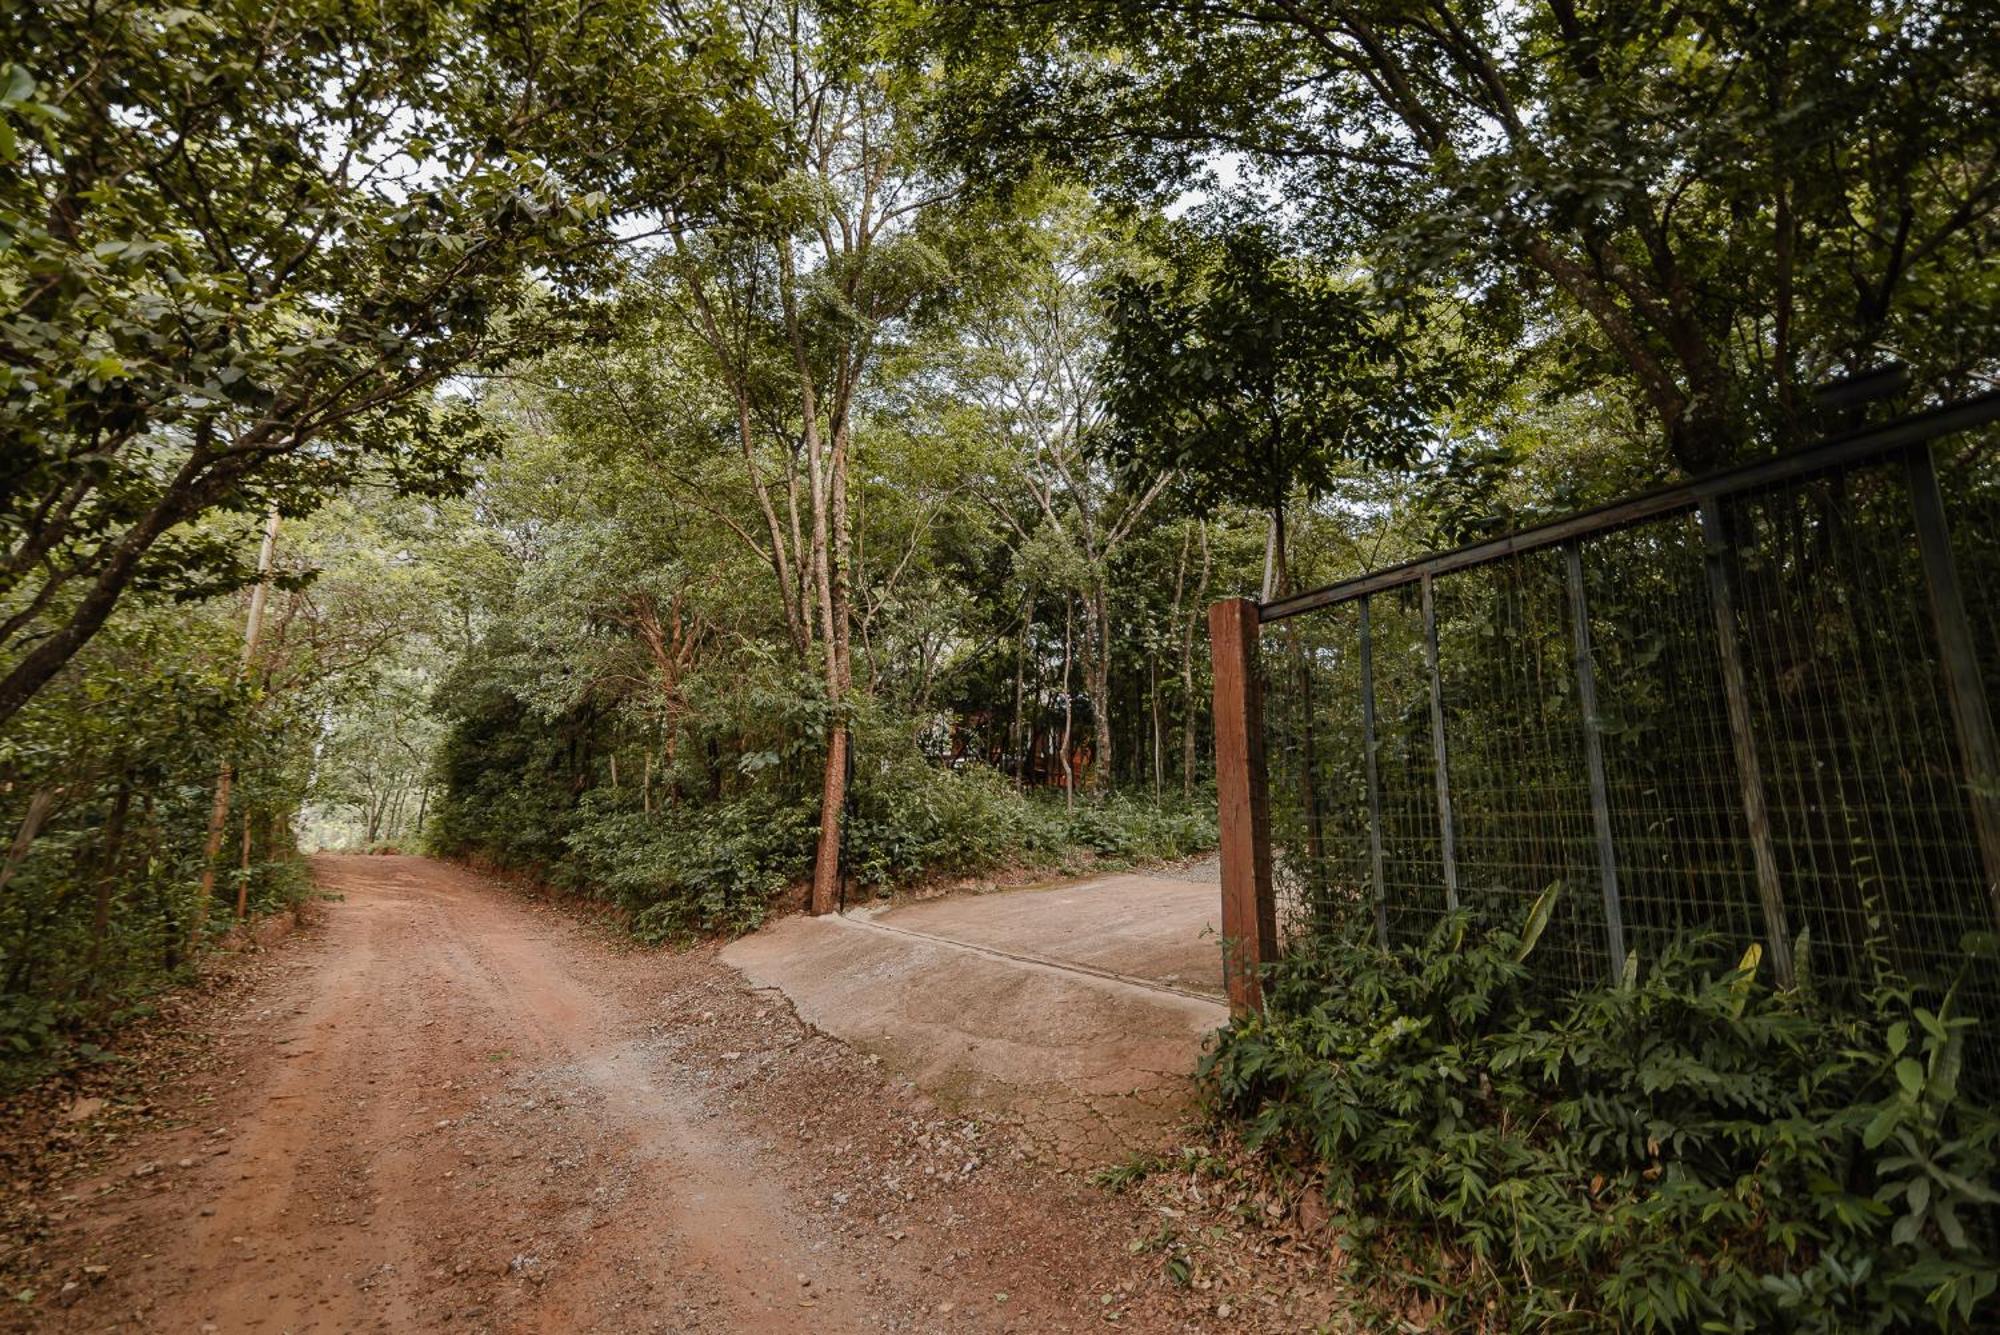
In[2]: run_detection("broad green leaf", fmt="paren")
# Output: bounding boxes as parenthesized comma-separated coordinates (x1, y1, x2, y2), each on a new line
(1863, 1104, 1900, 1149)
(1515, 881, 1562, 963)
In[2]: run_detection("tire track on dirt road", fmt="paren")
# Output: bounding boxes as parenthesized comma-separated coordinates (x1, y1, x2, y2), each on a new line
(28, 855, 1291, 1333)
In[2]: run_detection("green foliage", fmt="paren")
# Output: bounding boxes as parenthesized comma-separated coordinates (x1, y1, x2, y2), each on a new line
(0, 495, 454, 1088)
(904, 0, 2000, 471)
(0, 619, 306, 1088)
(0, 0, 776, 727)
(1102, 224, 1453, 517)
(1058, 794, 1217, 863)
(428, 650, 1218, 938)
(845, 758, 1063, 888)
(1205, 902, 2000, 1331)
(561, 792, 812, 941)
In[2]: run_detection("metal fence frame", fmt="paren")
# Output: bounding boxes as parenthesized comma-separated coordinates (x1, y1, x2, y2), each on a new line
(1211, 391, 2000, 1015)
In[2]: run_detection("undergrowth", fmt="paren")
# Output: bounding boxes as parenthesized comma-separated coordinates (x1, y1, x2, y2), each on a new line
(1203, 889, 2000, 1331)
(468, 762, 1217, 943)
(0, 854, 316, 1091)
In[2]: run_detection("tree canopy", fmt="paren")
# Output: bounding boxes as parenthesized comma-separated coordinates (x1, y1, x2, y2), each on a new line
(904, 0, 2000, 471)
(0, 0, 774, 726)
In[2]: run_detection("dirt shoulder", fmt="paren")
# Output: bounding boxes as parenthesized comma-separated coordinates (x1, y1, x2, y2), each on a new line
(2, 854, 1346, 1333)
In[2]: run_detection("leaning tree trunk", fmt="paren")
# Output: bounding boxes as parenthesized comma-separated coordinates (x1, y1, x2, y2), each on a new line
(1086, 583, 1113, 796)
(1011, 589, 1034, 790)
(1059, 599, 1076, 813)
(194, 508, 281, 947)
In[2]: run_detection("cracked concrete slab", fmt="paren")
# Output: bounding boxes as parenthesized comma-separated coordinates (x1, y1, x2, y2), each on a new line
(720, 869, 1230, 1168)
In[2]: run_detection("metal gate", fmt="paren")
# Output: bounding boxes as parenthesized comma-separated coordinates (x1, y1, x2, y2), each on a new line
(1211, 394, 2000, 1049)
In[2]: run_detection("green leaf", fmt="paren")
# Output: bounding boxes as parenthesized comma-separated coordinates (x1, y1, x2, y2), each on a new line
(1895, 1058, 1924, 1097)
(1926, 1032, 1963, 1104)
(1890, 1211, 1922, 1247)
(1935, 1200, 1969, 1251)
(1515, 880, 1561, 963)
(1728, 942, 1761, 1016)
(1863, 1104, 1900, 1149)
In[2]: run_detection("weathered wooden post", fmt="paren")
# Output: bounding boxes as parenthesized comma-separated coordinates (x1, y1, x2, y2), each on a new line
(1209, 598, 1278, 1014)
(1905, 444, 2000, 934)
(1698, 497, 1795, 987)
(1564, 542, 1628, 972)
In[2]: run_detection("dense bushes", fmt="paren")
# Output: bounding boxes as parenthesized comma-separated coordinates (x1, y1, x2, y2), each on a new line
(0, 615, 316, 1088)
(457, 765, 1216, 941)
(560, 791, 816, 940)
(845, 756, 1217, 890)
(427, 661, 1217, 940)
(1204, 894, 2000, 1331)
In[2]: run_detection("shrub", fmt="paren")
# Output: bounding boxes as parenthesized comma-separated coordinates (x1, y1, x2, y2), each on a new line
(844, 755, 1065, 886)
(560, 790, 813, 941)
(428, 656, 1219, 936)
(1204, 892, 2000, 1331)
(1062, 792, 1217, 862)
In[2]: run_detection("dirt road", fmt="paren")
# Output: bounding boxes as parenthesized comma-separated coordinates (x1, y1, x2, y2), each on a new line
(17, 856, 1285, 1333)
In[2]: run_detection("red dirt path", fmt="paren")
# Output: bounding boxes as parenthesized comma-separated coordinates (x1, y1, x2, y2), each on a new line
(8, 855, 1328, 1333)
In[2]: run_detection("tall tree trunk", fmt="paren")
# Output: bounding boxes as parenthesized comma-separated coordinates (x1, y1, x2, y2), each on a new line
(787, 246, 852, 918)
(1085, 582, 1113, 796)
(1181, 521, 1211, 797)
(134, 793, 176, 973)
(1261, 503, 1287, 603)
(1011, 588, 1034, 790)
(1059, 598, 1076, 813)
(87, 782, 131, 991)
(234, 815, 253, 922)
(1149, 655, 1163, 800)
(194, 508, 281, 946)
(812, 418, 856, 915)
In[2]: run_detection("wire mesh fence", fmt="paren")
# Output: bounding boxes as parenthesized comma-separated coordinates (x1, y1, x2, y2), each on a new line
(1258, 398, 2000, 1067)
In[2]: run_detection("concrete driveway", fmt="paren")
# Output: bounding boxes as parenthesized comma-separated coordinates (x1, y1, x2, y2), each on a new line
(720, 866, 1229, 1167)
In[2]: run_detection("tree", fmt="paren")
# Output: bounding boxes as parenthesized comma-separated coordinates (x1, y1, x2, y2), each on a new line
(0, 0, 773, 729)
(1101, 225, 1446, 597)
(951, 193, 1172, 793)
(649, 0, 960, 910)
(907, 0, 2000, 471)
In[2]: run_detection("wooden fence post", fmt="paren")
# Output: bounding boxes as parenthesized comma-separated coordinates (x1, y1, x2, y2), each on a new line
(1698, 497, 1795, 987)
(1210, 598, 1278, 1014)
(1905, 444, 2000, 934)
